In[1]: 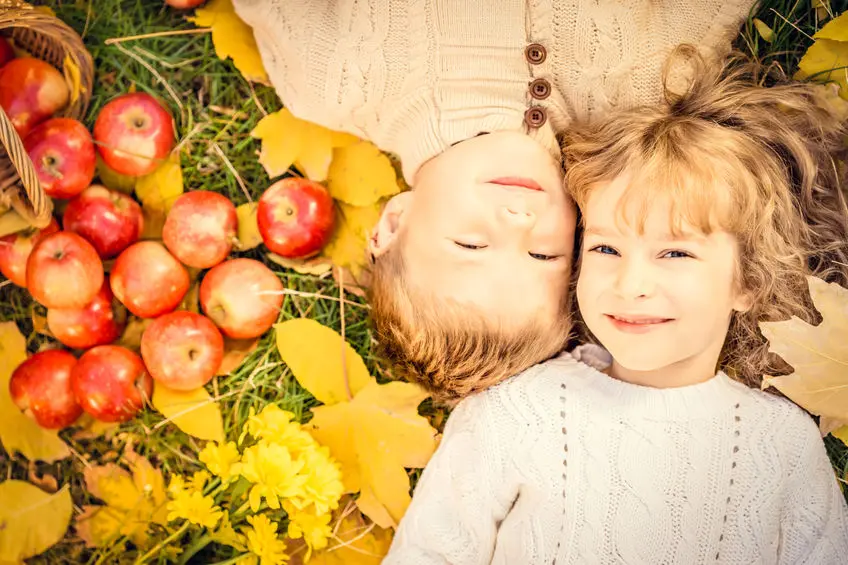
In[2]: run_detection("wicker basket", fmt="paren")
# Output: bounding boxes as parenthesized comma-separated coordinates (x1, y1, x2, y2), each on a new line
(0, 0, 94, 229)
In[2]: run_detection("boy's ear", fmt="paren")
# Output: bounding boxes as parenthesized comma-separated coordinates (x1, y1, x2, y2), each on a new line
(732, 289, 754, 313)
(369, 192, 413, 258)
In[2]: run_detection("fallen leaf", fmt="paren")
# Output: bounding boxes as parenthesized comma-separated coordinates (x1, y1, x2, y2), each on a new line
(189, 0, 269, 83)
(266, 252, 333, 276)
(304, 506, 393, 565)
(810, 82, 848, 121)
(251, 109, 358, 181)
(753, 18, 774, 43)
(152, 383, 225, 443)
(0, 208, 30, 238)
(0, 481, 72, 562)
(331, 265, 371, 298)
(326, 141, 401, 206)
(30, 307, 52, 337)
(795, 11, 848, 99)
(135, 152, 184, 214)
(217, 337, 260, 375)
(832, 425, 848, 447)
(235, 202, 262, 250)
(118, 317, 153, 352)
(275, 319, 437, 528)
(71, 414, 121, 441)
(27, 461, 58, 493)
(178, 281, 201, 314)
(96, 156, 136, 194)
(322, 202, 383, 276)
(760, 276, 848, 420)
(0, 322, 70, 462)
(275, 318, 373, 405)
(814, 0, 832, 22)
(76, 450, 167, 548)
(62, 55, 82, 105)
(307, 381, 436, 528)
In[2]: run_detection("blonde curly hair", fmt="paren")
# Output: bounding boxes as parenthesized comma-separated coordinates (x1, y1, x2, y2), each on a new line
(562, 45, 848, 388)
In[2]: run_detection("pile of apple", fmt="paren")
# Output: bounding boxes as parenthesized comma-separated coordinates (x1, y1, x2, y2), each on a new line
(0, 35, 338, 431)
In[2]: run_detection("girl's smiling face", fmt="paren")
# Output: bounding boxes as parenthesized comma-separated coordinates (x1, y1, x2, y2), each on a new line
(576, 172, 752, 388)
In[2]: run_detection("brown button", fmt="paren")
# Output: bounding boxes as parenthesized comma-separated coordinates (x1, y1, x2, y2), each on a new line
(530, 78, 551, 100)
(524, 107, 547, 128)
(525, 43, 547, 64)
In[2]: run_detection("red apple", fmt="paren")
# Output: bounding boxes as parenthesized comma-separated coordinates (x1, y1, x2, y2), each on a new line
(257, 178, 336, 258)
(63, 185, 144, 258)
(27, 231, 104, 309)
(200, 258, 283, 339)
(93, 92, 175, 177)
(47, 277, 125, 349)
(24, 118, 96, 199)
(0, 58, 69, 137)
(163, 191, 237, 269)
(71, 345, 152, 422)
(9, 349, 82, 429)
(0, 218, 59, 287)
(0, 36, 14, 68)
(141, 311, 224, 390)
(111, 241, 189, 318)
(165, 0, 206, 8)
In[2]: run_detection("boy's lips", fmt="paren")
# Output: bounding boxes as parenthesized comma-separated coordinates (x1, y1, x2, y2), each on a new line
(487, 177, 544, 191)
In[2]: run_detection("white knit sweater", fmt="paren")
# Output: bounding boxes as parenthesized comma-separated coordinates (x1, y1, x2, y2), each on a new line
(233, 0, 756, 183)
(384, 346, 848, 564)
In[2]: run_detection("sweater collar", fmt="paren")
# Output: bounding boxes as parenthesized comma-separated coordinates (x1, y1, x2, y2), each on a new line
(555, 345, 751, 421)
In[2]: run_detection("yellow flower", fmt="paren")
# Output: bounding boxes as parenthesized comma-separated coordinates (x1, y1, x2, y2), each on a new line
(188, 470, 211, 492)
(200, 441, 241, 482)
(293, 445, 344, 516)
(210, 511, 247, 552)
(239, 441, 307, 512)
(287, 508, 333, 561)
(166, 489, 223, 529)
(244, 514, 289, 565)
(240, 405, 295, 444)
(167, 475, 187, 497)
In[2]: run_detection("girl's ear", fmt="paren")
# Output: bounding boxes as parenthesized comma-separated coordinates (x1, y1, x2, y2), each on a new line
(369, 192, 414, 258)
(732, 289, 754, 313)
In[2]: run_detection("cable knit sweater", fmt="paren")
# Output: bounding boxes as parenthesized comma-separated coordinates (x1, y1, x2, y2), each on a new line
(384, 346, 848, 564)
(232, 0, 757, 183)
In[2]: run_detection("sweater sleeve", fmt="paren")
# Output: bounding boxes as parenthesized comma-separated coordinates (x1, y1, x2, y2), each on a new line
(382, 390, 518, 565)
(777, 415, 848, 564)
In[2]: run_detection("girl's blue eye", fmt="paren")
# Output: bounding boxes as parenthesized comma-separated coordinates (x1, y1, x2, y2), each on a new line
(662, 250, 692, 259)
(454, 241, 487, 250)
(589, 244, 619, 256)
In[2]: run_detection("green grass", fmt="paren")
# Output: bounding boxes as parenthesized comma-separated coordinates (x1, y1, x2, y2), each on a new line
(0, 0, 846, 562)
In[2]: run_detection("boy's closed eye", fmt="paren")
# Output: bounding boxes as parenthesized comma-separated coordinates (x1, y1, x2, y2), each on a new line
(454, 241, 562, 262)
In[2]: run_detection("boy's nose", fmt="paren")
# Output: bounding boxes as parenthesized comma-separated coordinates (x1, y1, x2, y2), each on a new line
(500, 206, 536, 229)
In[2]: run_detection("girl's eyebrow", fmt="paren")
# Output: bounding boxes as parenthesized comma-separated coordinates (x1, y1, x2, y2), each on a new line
(584, 225, 706, 243)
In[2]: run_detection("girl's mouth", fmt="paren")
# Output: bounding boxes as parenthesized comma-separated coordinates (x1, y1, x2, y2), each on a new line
(605, 314, 674, 334)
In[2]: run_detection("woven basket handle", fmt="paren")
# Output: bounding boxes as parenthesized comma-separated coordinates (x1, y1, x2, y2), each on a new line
(0, 104, 53, 227)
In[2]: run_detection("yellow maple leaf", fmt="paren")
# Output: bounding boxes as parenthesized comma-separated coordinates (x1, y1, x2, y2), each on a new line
(0, 481, 72, 562)
(0, 322, 70, 462)
(251, 109, 358, 181)
(235, 202, 263, 251)
(326, 141, 401, 206)
(188, 0, 268, 83)
(96, 156, 137, 194)
(322, 201, 383, 276)
(760, 276, 848, 420)
(795, 11, 848, 99)
(275, 319, 437, 528)
(306, 507, 393, 565)
(753, 18, 775, 43)
(152, 383, 226, 443)
(76, 451, 168, 548)
(0, 208, 30, 238)
(62, 55, 83, 105)
(135, 152, 184, 213)
(266, 252, 334, 275)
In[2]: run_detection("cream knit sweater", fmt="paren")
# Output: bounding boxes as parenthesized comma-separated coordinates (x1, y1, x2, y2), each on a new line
(383, 346, 848, 564)
(233, 0, 757, 183)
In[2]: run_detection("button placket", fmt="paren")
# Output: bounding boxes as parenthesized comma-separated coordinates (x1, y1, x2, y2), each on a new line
(525, 43, 547, 65)
(530, 78, 551, 100)
(524, 106, 547, 128)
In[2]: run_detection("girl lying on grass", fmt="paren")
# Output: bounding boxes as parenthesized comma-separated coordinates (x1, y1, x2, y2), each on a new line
(383, 47, 848, 564)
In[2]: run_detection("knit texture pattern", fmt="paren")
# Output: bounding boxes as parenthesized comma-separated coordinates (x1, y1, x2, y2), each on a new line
(383, 346, 848, 564)
(233, 0, 756, 183)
